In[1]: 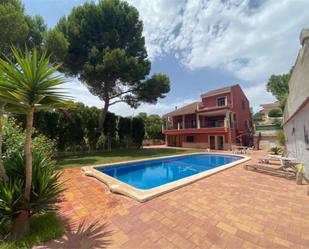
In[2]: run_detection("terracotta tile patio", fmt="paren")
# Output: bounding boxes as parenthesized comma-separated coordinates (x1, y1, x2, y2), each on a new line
(42, 150, 309, 248)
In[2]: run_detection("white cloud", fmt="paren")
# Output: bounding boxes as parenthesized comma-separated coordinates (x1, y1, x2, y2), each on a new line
(242, 82, 276, 112)
(63, 0, 308, 116)
(129, 0, 308, 82)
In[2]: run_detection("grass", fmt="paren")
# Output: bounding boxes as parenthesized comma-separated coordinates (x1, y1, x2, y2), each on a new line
(56, 148, 201, 169)
(0, 213, 64, 249)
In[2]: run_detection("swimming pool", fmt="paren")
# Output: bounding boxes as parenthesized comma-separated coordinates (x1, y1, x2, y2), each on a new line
(83, 153, 249, 202)
(96, 154, 242, 190)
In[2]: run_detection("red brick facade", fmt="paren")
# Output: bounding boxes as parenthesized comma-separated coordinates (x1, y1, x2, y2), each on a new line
(162, 85, 253, 150)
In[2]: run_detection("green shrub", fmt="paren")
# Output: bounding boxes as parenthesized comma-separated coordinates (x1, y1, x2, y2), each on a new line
(32, 134, 57, 158)
(132, 117, 145, 148)
(253, 112, 264, 122)
(96, 132, 106, 150)
(0, 179, 23, 224)
(3, 117, 56, 159)
(271, 118, 282, 126)
(268, 109, 283, 117)
(2, 118, 24, 160)
(269, 146, 283, 155)
(277, 131, 285, 146)
(0, 152, 64, 225)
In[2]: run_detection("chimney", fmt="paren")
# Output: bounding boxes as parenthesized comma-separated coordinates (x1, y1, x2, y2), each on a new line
(175, 106, 178, 110)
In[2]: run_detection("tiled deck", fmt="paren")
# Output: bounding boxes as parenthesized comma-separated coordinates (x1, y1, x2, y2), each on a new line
(45, 150, 309, 248)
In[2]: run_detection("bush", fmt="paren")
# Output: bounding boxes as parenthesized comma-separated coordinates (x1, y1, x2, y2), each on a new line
(269, 146, 283, 155)
(96, 132, 106, 150)
(131, 117, 145, 148)
(277, 131, 285, 146)
(253, 112, 264, 122)
(271, 118, 282, 126)
(0, 152, 64, 225)
(2, 118, 24, 160)
(0, 179, 23, 224)
(13, 106, 149, 152)
(3, 117, 56, 159)
(268, 109, 283, 117)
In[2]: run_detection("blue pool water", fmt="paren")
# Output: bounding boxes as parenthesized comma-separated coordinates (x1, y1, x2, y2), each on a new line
(96, 154, 242, 190)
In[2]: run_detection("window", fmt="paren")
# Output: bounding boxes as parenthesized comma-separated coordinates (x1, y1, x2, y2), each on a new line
(217, 97, 227, 106)
(304, 126, 309, 150)
(191, 119, 197, 128)
(244, 120, 250, 129)
(233, 114, 237, 128)
(186, 135, 195, 143)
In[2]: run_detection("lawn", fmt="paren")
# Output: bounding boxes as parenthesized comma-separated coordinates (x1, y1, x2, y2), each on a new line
(56, 148, 201, 169)
(0, 213, 64, 249)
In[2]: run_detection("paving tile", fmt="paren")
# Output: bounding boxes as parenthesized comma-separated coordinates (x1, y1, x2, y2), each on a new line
(38, 149, 309, 249)
(217, 222, 238, 235)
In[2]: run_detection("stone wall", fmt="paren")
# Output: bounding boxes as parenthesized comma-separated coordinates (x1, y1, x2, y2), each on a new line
(284, 29, 309, 176)
(284, 101, 309, 176)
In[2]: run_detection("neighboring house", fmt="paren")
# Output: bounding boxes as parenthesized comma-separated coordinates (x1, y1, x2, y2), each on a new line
(284, 29, 309, 176)
(162, 84, 253, 150)
(259, 102, 282, 125)
(254, 102, 283, 150)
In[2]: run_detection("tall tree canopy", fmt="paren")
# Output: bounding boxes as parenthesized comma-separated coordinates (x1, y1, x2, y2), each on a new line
(0, 0, 47, 58)
(266, 69, 292, 110)
(48, 0, 170, 129)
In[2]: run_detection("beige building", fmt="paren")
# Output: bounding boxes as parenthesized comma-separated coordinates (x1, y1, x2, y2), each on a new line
(283, 29, 309, 176)
(254, 102, 283, 150)
(259, 102, 282, 125)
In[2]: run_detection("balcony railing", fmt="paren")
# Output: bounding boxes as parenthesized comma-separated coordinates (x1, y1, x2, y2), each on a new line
(198, 103, 230, 110)
(163, 120, 225, 130)
(201, 120, 224, 128)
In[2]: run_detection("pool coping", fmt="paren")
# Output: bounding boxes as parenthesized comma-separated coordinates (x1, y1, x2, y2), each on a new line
(82, 152, 250, 202)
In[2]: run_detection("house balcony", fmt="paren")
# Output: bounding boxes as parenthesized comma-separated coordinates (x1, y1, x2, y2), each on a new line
(197, 103, 231, 112)
(162, 120, 228, 135)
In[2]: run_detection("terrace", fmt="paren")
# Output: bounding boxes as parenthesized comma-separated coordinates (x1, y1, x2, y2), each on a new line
(164, 120, 226, 130)
(163, 114, 228, 132)
(41, 149, 309, 249)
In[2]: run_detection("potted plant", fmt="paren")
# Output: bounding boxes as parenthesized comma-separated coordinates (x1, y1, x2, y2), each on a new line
(296, 164, 304, 185)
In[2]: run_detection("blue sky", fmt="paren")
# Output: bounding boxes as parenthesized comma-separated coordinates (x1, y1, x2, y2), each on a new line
(23, 0, 309, 116)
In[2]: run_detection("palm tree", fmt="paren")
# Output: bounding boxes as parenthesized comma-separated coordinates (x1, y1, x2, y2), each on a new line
(0, 48, 71, 237)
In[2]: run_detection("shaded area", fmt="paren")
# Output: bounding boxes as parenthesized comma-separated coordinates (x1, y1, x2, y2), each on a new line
(56, 148, 200, 169)
(0, 213, 64, 249)
(36, 217, 113, 249)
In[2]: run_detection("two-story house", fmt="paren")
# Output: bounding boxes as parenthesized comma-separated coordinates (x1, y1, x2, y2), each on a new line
(162, 84, 253, 150)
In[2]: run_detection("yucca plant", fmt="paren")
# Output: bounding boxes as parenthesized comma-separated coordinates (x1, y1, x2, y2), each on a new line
(269, 146, 283, 155)
(0, 178, 23, 225)
(3, 151, 65, 217)
(0, 47, 71, 237)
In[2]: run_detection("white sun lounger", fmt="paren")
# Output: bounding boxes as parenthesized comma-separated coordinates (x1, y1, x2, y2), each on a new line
(259, 155, 296, 166)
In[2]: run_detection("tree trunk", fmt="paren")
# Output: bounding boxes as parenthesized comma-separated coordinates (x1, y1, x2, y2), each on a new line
(10, 108, 34, 238)
(98, 99, 109, 131)
(0, 104, 8, 180)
